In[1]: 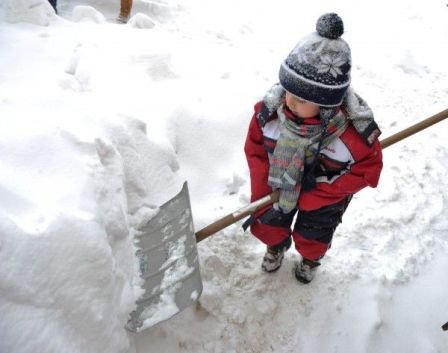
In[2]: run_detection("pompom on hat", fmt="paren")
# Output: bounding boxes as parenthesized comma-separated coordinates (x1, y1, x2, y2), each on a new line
(279, 13, 351, 107)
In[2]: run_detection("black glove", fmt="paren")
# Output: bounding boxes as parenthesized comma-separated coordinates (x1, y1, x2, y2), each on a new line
(241, 205, 283, 231)
(242, 204, 295, 231)
(258, 204, 296, 224)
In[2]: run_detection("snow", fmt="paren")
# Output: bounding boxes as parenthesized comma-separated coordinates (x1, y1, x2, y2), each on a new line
(1, 0, 448, 352)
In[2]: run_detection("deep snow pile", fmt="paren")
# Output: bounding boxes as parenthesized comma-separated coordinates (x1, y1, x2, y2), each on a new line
(1, 0, 448, 353)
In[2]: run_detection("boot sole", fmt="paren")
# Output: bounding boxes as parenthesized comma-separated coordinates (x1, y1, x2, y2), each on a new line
(262, 263, 283, 273)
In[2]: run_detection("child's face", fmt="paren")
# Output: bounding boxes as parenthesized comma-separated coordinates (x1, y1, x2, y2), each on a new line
(285, 92, 320, 118)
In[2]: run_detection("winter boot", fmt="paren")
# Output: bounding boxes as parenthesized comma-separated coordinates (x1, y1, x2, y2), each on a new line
(116, 15, 130, 24)
(294, 258, 320, 284)
(261, 236, 292, 273)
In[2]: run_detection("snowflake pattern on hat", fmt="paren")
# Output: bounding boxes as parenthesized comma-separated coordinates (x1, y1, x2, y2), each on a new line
(316, 54, 347, 78)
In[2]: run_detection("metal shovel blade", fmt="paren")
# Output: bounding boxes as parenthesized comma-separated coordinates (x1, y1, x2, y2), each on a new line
(126, 182, 203, 333)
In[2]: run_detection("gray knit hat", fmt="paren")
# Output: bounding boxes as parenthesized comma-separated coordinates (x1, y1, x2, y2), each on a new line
(279, 13, 351, 107)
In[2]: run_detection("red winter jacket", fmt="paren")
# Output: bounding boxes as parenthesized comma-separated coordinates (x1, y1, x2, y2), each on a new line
(244, 101, 383, 211)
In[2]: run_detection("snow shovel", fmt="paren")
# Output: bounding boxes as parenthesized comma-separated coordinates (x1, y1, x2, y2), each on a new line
(126, 107, 448, 333)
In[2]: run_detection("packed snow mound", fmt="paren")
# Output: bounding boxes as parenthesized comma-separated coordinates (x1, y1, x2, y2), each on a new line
(72, 5, 106, 24)
(0, 114, 182, 353)
(2, 0, 56, 26)
(127, 13, 156, 29)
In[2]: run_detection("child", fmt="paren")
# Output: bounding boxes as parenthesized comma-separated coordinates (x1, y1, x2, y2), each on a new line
(244, 13, 383, 283)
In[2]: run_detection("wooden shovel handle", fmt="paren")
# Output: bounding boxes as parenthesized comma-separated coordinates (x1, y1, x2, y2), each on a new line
(195, 108, 448, 243)
(380, 108, 448, 149)
(195, 192, 279, 242)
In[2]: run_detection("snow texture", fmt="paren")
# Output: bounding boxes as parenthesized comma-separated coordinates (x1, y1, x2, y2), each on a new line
(0, 0, 448, 352)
